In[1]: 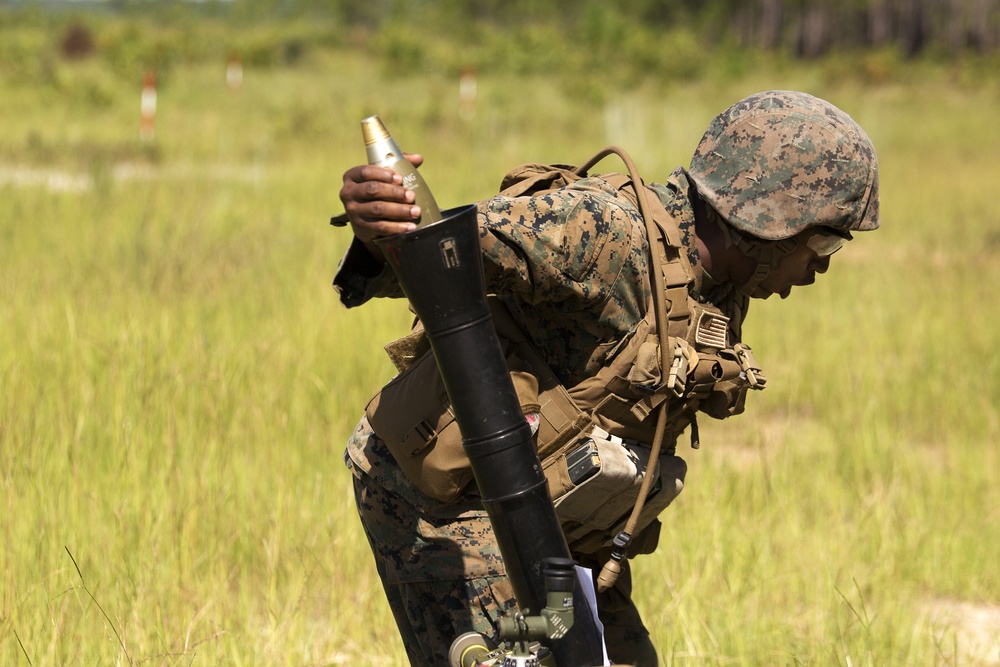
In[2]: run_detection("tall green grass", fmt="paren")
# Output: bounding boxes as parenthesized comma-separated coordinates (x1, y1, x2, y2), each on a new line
(1, 48, 998, 666)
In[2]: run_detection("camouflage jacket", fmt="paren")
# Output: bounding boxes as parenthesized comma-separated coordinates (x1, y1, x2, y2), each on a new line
(334, 166, 722, 389)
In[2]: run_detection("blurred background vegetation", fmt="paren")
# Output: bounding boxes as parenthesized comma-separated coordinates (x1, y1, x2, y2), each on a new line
(3, 0, 1000, 89)
(3, 0, 997, 176)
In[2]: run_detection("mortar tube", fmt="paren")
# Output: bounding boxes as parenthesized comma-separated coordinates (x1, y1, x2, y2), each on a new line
(374, 204, 604, 667)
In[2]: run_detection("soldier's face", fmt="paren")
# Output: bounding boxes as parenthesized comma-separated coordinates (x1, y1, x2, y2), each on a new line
(752, 229, 842, 300)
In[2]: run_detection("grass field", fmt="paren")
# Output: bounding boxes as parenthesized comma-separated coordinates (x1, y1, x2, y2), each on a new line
(1, 39, 999, 666)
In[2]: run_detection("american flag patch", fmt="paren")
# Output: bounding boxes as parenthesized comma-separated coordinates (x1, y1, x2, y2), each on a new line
(695, 311, 728, 349)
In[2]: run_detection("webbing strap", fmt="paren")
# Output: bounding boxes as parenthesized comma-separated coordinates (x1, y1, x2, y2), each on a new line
(572, 146, 689, 592)
(495, 147, 697, 590)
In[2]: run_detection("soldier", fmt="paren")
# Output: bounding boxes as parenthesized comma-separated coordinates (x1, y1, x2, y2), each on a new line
(332, 90, 879, 666)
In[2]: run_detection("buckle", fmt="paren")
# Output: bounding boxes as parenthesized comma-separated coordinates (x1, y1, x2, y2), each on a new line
(733, 343, 766, 390)
(666, 345, 690, 398)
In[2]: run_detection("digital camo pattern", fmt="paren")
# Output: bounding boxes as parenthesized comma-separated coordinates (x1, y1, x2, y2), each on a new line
(338, 168, 709, 485)
(346, 418, 516, 666)
(478, 169, 702, 387)
(334, 169, 703, 385)
(689, 90, 880, 241)
(347, 416, 659, 666)
(475, 175, 652, 386)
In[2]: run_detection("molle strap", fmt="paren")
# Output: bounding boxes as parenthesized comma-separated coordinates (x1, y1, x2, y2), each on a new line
(663, 284, 692, 340)
(650, 199, 682, 249)
(629, 391, 669, 423)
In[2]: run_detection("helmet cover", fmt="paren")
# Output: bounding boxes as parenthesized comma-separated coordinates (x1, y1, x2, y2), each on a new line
(689, 90, 879, 241)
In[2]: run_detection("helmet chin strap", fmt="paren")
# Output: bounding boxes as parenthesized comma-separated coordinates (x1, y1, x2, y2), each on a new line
(738, 261, 774, 298)
(707, 207, 799, 297)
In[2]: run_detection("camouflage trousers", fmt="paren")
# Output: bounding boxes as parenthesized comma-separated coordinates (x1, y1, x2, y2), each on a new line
(346, 417, 658, 667)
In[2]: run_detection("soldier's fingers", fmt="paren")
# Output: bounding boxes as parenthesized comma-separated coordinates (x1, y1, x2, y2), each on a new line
(358, 219, 418, 239)
(357, 179, 415, 204)
(402, 153, 424, 168)
(349, 200, 421, 224)
(339, 163, 421, 232)
(342, 164, 401, 186)
(349, 217, 417, 251)
(340, 180, 414, 220)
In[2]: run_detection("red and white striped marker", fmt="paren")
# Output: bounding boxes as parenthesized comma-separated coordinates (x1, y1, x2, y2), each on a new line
(459, 65, 477, 120)
(140, 70, 157, 142)
(226, 54, 243, 92)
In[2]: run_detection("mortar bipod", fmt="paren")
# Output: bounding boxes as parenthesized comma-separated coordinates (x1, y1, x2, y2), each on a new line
(448, 558, 587, 667)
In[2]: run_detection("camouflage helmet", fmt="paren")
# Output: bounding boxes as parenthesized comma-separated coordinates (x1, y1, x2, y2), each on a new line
(689, 90, 879, 241)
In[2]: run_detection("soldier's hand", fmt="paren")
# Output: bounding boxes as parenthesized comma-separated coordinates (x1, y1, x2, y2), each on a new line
(340, 154, 424, 261)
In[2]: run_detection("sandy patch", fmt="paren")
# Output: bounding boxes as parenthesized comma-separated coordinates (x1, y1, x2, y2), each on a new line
(0, 166, 91, 192)
(925, 599, 1000, 665)
(696, 411, 796, 468)
(0, 163, 264, 193)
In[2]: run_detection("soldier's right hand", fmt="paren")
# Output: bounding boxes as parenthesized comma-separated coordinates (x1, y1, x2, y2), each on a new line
(340, 154, 424, 259)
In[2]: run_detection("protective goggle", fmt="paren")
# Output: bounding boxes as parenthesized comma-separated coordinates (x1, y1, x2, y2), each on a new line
(805, 227, 853, 257)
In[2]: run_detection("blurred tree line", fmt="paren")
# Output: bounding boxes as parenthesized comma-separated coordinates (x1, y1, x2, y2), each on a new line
(7, 0, 998, 56)
(1, 0, 997, 91)
(729, 0, 998, 57)
(253, 0, 999, 57)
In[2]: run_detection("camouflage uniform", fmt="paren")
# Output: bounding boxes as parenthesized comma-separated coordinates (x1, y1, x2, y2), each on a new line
(336, 169, 711, 667)
(332, 90, 879, 667)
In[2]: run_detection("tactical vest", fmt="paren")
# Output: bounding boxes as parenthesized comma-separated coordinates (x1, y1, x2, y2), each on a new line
(365, 148, 766, 556)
